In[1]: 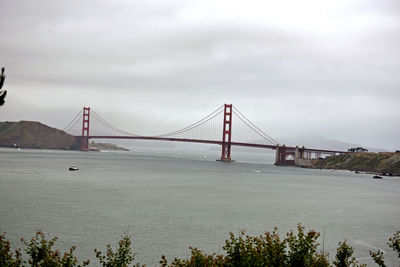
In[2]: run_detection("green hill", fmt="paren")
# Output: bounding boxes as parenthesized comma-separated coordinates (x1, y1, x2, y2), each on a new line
(0, 121, 81, 150)
(314, 152, 400, 175)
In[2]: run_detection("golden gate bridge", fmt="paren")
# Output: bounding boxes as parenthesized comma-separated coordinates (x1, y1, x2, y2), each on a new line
(63, 104, 346, 165)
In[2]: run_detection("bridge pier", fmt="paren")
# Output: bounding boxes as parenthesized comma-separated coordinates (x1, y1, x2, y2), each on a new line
(275, 144, 313, 166)
(275, 145, 321, 167)
(294, 146, 298, 165)
(274, 144, 295, 165)
(220, 143, 233, 162)
(275, 144, 280, 164)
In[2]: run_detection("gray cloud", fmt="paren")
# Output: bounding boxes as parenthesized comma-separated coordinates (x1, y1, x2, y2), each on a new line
(1, 0, 399, 150)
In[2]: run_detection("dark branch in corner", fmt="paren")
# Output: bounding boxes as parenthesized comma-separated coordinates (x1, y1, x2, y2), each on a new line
(0, 67, 7, 106)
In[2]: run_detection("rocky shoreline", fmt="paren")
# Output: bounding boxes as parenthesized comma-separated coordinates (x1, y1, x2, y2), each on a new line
(311, 152, 400, 176)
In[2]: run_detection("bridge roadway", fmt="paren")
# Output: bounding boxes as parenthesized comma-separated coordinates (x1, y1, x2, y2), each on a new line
(74, 135, 346, 155)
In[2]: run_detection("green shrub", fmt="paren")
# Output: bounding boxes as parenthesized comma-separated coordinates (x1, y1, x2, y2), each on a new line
(21, 230, 89, 267)
(369, 250, 385, 267)
(94, 233, 143, 267)
(388, 231, 400, 258)
(1, 226, 400, 266)
(369, 230, 400, 267)
(0, 232, 22, 267)
(286, 224, 328, 267)
(160, 224, 330, 267)
(333, 240, 365, 267)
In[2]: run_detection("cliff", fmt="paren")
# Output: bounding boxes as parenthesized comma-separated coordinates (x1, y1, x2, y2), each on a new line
(313, 152, 400, 175)
(0, 121, 81, 150)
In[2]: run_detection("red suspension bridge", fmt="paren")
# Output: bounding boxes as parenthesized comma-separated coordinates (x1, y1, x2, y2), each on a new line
(63, 104, 346, 165)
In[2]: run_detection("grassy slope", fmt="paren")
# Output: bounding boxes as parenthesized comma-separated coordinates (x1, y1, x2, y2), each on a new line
(314, 152, 400, 174)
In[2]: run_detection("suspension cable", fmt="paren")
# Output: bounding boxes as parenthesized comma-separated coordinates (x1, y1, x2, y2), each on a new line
(156, 105, 224, 137)
(63, 108, 83, 132)
(232, 106, 278, 145)
(91, 110, 139, 136)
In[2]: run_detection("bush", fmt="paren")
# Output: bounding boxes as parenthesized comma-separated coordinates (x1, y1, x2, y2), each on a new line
(1, 226, 400, 266)
(160, 224, 330, 267)
(369, 230, 400, 267)
(94, 233, 143, 267)
(0, 232, 22, 267)
(388, 231, 400, 258)
(333, 240, 365, 267)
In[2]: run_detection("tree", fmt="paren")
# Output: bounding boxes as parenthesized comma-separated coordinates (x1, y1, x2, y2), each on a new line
(333, 240, 365, 267)
(94, 233, 143, 267)
(21, 230, 90, 267)
(160, 224, 330, 267)
(0, 67, 6, 106)
(0, 232, 22, 267)
(369, 230, 400, 267)
(2, 227, 400, 266)
(348, 147, 368, 153)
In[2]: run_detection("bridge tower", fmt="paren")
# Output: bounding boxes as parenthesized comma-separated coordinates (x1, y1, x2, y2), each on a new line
(220, 104, 233, 161)
(81, 107, 90, 151)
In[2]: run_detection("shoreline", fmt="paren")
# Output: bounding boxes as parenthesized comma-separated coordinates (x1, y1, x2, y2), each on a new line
(304, 152, 400, 177)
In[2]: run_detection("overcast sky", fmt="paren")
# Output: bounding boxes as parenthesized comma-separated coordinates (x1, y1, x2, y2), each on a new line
(0, 0, 399, 150)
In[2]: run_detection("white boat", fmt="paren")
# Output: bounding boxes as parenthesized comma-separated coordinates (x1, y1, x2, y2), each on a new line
(69, 165, 78, 171)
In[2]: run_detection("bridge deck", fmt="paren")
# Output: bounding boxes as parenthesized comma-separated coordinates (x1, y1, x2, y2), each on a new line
(74, 136, 346, 154)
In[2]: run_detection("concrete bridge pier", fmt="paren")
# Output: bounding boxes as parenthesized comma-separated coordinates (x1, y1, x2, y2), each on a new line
(275, 145, 315, 167)
(274, 144, 295, 166)
(275, 144, 280, 164)
(294, 146, 305, 165)
(295, 146, 321, 167)
(295, 146, 300, 164)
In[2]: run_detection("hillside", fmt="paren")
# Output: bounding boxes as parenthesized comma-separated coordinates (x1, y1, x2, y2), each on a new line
(0, 121, 81, 150)
(314, 152, 400, 175)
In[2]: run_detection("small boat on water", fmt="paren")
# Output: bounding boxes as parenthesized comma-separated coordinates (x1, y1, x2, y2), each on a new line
(69, 165, 78, 171)
(373, 175, 382, 179)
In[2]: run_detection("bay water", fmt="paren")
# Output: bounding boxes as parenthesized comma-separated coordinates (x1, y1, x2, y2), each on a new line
(1, 147, 399, 266)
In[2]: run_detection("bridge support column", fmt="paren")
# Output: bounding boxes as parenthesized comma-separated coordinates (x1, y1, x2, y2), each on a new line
(220, 104, 233, 162)
(274, 144, 296, 166)
(275, 144, 287, 165)
(81, 107, 90, 151)
(275, 144, 280, 164)
(294, 146, 299, 165)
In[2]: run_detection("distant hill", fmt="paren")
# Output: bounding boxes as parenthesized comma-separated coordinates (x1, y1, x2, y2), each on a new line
(0, 121, 81, 150)
(89, 141, 129, 151)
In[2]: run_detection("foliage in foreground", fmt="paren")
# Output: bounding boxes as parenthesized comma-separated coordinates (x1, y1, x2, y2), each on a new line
(0, 231, 140, 267)
(1, 225, 399, 267)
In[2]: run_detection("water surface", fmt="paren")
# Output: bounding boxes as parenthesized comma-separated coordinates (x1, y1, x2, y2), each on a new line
(1, 148, 399, 266)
